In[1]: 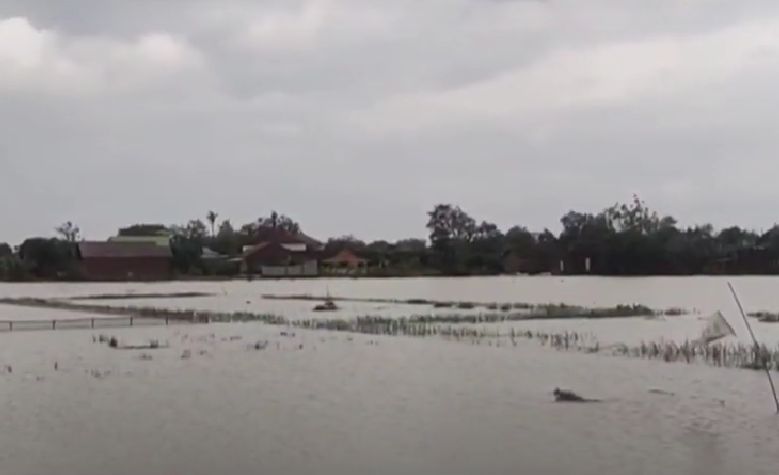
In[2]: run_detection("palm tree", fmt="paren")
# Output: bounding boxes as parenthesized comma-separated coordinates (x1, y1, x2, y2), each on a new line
(206, 211, 219, 237)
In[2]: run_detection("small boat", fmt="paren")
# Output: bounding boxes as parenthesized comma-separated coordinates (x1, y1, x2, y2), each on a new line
(314, 288, 339, 312)
(313, 299, 339, 312)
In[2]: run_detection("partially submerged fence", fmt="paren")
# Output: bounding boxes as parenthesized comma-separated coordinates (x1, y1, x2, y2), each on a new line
(0, 316, 186, 332)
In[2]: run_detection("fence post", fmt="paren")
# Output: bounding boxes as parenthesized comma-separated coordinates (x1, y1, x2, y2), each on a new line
(8, 322, 12, 332)
(130, 317, 134, 326)
(91, 318, 95, 329)
(52, 320, 56, 330)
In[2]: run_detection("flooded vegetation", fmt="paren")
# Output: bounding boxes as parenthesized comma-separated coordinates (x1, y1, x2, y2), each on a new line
(3, 276, 779, 474)
(262, 292, 687, 318)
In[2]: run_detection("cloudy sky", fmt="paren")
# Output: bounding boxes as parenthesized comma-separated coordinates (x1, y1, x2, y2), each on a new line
(2, 0, 779, 244)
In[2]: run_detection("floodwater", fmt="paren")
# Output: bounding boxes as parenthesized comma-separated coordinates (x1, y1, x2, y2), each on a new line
(2, 276, 779, 474)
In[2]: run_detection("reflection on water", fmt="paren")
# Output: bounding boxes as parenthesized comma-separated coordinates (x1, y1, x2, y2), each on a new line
(2, 277, 779, 474)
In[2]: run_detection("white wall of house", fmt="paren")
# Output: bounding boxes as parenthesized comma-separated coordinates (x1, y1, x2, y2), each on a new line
(281, 243, 307, 252)
(261, 260, 318, 277)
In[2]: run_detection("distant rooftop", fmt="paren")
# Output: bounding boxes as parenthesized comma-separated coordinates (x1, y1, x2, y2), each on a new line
(109, 235, 171, 247)
(250, 226, 323, 249)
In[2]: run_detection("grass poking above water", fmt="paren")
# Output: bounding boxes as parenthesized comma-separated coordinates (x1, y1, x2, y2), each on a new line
(261, 293, 683, 319)
(70, 291, 216, 301)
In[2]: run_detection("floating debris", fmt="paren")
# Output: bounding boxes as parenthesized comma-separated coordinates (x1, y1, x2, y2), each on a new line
(250, 340, 269, 351)
(89, 369, 110, 379)
(648, 389, 675, 396)
(553, 388, 600, 403)
(748, 312, 779, 322)
(108, 338, 169, 350)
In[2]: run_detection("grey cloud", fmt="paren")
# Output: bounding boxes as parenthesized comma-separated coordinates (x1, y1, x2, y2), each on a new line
(3, 0, 779, 244)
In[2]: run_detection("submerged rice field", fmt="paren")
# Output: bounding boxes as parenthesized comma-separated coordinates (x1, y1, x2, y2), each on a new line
(3, 276, 779, 474)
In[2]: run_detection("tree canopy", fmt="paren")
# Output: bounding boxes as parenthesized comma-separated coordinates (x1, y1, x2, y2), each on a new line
(5, 196, 779, 281)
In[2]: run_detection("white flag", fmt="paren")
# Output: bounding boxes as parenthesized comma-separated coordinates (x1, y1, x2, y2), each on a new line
(700, 311, 736, 344)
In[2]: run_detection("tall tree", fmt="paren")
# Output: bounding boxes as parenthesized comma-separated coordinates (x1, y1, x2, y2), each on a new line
(55, 221, 80, 242)
(19, 238, 75, 278)
(426, 204, 477, 273)
(169, 221, 206, 274)
(206, 210, 219, 237)
(426, 204, 476, 245)
(262, 211, 301, 234)
(185, 220, 208, 241)
(325, 235, 366, 254)
(218, 220, 235, 236)
(394, 238, 427, 253)
(245, 211, 302, 235)
(0, 254, 26, 281)
(212, 220, 239, 255)
(505, 226, 536, 256)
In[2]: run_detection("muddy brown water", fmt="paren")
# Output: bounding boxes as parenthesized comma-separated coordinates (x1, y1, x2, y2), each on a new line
(2, 277, 779, 474)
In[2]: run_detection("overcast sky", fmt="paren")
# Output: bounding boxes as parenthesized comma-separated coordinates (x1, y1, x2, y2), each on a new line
(2, 0, 779, 244)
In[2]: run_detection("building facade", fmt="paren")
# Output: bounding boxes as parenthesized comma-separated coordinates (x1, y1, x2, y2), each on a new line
(77, 241, 173, 281)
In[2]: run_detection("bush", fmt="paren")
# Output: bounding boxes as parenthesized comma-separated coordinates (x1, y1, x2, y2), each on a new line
(0, 256, 29, 281)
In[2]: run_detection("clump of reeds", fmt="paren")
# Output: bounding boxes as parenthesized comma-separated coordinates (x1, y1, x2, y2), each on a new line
(748, 312, 779, 322)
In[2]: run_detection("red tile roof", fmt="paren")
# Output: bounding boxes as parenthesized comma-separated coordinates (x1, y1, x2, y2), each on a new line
(322, 249, 367, 265)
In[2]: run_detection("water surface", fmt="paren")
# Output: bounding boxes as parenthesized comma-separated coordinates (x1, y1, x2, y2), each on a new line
(2, 277, 779, 474)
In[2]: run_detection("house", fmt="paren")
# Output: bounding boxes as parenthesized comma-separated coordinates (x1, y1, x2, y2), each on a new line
(322, 249, 368, 274)
(77, 241, 173, 281)
(242, 226, 321, 277)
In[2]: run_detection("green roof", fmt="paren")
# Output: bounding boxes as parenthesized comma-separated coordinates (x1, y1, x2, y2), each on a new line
(108, 235, 171, 247)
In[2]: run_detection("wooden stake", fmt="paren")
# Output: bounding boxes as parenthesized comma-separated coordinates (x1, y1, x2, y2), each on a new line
(728, 282, 779, 414)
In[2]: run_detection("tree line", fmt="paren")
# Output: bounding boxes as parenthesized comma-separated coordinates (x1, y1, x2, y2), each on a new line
(3, 197, 779, 280)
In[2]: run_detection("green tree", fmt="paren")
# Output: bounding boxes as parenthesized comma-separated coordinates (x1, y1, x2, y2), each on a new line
(469, 221, 505, 273)
(185, 220, 208, 241)
(325, 235, 366, 254)
(0, 255, 27, 281)
(366, 240, 392, 253)
(244, 211, 302, 235)
(426, 204, 476, 245)
(263, 211, 301, 233)
(394, 238, 427, 253)
(0, 242, 11, 257)
(212, 220, 239, 256)
(167, 220, 208, 274)
(19, 238, 75, 278)
(426, 204, 477, 273)
(505, 226, 536, 256)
